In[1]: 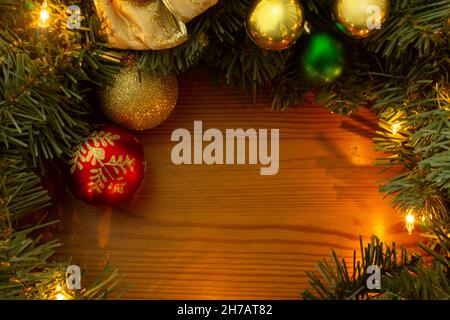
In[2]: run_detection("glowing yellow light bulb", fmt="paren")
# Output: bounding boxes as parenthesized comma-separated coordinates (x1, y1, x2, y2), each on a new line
(56, 293, 66, 300)
(392, 122, 401, 135)
(39, 1, 50, 28)
(55, 284, 67, 300)
(405, 211, 415, 235)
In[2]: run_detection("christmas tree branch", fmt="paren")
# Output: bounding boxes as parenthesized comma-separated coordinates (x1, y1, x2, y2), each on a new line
(303, 236, 450, 300)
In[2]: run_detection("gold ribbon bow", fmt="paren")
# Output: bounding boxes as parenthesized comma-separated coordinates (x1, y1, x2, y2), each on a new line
(94, 0, 218, 50)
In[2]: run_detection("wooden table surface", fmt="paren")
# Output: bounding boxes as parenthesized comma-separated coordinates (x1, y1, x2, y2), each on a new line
(52, 73, 420, 299)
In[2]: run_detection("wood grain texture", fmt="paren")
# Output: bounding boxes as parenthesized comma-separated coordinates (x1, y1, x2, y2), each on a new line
(51, 73, 420, 299)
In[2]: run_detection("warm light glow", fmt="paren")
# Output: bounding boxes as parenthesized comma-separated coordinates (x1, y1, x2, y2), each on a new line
(55, 284, 68, 300)
(56, 293, 66, 300)
(392, 122, 401, 135)
(39, 1, 50, 28)
(271, 5, 282, 15)
(405, 211, 415, 235)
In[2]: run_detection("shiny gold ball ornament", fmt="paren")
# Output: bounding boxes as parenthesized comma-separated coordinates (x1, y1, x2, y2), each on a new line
(101, 65, 178, 130)
(245, 0, 305, 51)
(333, 0, 390, 38)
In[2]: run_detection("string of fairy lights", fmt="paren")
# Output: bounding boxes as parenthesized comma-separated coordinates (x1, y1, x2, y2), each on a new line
(28, 1, 419, 300)
(389, 120, 417, 235)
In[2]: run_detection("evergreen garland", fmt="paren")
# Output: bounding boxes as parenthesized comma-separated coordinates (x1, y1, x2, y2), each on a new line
(0, 0, 449, 299)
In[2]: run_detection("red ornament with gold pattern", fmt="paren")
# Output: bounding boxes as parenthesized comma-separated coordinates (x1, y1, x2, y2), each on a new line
(68, 125, 146, 206)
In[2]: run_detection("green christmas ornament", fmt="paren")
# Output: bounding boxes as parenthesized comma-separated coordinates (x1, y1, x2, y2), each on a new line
(298, 32, 345, 85)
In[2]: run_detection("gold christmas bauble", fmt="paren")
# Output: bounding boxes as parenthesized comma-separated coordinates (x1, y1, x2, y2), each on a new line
(245, 0, 305, 51)
(101, 66, 178, 130)
(333, 0, 390, 38)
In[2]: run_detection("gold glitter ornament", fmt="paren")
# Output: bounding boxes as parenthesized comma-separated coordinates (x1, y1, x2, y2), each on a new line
(245, 0, 305, 51)
(333, 0, 390, 38)
(101, 66, 178, 130)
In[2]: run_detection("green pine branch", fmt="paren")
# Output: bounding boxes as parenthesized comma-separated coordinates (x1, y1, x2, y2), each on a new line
(303, 236, 450, 300)
(0, 0, 124, 300)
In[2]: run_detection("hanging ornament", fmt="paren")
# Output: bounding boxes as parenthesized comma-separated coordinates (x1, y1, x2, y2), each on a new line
(100, 64, 178, 130)
(93, 0, 218, 50)
(245, 0, 305, 51)
(68, 125, 146, 207)
(298, 32, 345, 85)
(332, 0, 390, 38)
